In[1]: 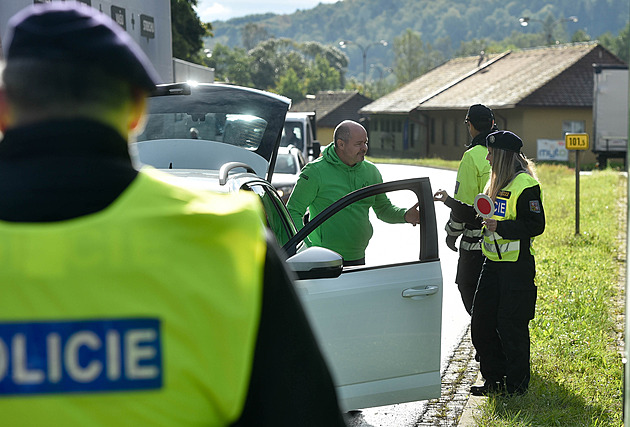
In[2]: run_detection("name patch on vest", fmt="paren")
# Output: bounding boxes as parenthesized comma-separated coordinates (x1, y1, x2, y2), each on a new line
(0, 318, 162, 395)
(494, 197, 508, 218)
(497, 190, 511, 199)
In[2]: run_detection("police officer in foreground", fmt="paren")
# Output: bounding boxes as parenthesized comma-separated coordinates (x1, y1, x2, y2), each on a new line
(444, 104, 496, 314)
(0, 3, 347, 426)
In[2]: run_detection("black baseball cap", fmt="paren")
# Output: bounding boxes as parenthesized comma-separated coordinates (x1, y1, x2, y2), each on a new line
(3, 2, 161, 92)
(486, 130, 523, 153)
(466, 104, 494, 122)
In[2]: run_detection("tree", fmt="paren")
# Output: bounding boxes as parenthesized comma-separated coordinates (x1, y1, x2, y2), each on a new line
(242, 23, 271, 50)
(248, 38, 295, 90)
(203, 43, 253, 86)
(393, 29, 443, 85)
(304, 54, 341, 94)
(571, 29, 591, 43)
(393, 29, 425, 85)
(171, 0, 210, 63)
(275, 68, 304, 102)
(598, 22, 630, 63)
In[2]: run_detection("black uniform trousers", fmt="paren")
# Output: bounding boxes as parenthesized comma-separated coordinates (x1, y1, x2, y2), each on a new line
(455, 249, 484, 315)
(471, 257, 537, 394)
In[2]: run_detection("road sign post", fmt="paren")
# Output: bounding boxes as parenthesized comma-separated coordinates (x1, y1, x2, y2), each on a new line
(565, 133, 589, 235)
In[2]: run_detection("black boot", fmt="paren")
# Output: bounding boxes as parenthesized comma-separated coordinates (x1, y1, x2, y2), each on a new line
(470, 380, 504, 396)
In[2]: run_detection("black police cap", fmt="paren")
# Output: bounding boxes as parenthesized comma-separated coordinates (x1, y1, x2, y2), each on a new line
(4, 2, 161, 92)
(486, 131, 523, 153)
(466, 104, 494, 122)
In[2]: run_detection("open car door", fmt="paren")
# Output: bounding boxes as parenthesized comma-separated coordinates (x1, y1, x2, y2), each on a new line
(283, 178, 443, 411)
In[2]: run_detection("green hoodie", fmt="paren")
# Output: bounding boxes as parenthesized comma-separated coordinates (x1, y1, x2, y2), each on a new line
(286, 143, 407, 262)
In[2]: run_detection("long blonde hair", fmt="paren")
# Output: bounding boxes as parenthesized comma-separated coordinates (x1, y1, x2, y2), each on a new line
(485, 148, 538, 201)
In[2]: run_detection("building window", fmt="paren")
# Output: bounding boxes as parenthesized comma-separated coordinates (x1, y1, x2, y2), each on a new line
(562, 120, 585, 135)
(373, 119, 379, 132)
(430, 118, 436, 145)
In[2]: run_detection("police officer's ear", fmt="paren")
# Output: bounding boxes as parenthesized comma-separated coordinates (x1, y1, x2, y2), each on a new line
(0, 86, 12, 134)
(128, 88, 149, 133)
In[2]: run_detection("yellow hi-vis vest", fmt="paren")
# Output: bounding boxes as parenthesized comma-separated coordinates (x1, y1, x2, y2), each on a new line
(482, 173, 541, 262)
(0, 167, 266, 427)
(454, 144, 491, 251)
(454, 144, 491, 205)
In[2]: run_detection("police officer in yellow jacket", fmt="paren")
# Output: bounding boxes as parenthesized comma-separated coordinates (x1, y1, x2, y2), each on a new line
(0, 3, 347, 426)
(434, 131, 545, 396)
(445, 104, 495, 314)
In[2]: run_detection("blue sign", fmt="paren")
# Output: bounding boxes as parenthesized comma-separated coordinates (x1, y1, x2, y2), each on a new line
(0, 318, 162, 395)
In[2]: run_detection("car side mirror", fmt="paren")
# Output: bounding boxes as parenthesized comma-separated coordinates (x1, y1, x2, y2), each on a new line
(286, 246, 343, 280)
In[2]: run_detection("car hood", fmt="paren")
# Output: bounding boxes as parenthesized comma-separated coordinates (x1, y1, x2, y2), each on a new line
(133, 83, 291, 182)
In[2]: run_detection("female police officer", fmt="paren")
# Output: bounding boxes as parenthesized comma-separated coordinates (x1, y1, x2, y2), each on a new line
(434, 130, 545, 396)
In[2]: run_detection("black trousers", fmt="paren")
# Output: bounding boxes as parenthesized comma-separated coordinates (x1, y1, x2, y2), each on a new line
(471, 259, 537, 393)
(455, 249, 485, 314)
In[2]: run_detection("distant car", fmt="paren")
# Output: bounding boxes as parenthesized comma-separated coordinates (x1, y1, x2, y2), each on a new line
(272, 145, 306, 203)
(132, 82, 443, 411)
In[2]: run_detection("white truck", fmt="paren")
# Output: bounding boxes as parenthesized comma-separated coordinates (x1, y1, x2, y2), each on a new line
(281, 112, 321, 162)
(592, 64, 628, 168)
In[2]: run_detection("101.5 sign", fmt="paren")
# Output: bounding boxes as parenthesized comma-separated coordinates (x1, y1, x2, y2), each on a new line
(565, 133, 589, 150)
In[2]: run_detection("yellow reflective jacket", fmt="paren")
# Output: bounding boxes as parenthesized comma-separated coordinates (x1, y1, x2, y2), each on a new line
(482, 173, 541, 262)
(0, 168, 266, 426)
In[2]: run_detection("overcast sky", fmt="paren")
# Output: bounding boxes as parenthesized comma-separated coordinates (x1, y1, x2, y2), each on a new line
(195, 0, 339, 22)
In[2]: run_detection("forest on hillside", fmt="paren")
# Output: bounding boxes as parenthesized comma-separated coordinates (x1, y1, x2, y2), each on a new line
(207, 0, 628, 77)
(171, 0, 628, 102)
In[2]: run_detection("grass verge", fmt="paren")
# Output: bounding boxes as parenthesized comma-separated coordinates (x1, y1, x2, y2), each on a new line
(371, 157, 626, 425)
(473, 165, 626, 426)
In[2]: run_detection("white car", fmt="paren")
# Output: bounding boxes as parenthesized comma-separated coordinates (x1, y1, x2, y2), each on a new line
(133, 82, 443, 411)
(271, 145, 306, 203)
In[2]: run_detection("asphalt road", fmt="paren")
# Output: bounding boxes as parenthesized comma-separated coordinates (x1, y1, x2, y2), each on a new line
(348, 164, 472, 426)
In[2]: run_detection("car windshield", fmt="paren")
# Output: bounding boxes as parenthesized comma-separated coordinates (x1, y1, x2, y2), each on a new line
(275, 153, 298, 174)
(280, 123, 304, 151)
(137, 112, 268, 150)
(134, 83, 290, 171)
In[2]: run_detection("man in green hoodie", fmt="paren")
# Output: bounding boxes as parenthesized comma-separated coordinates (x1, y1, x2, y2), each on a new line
(287, 120, 420, 266)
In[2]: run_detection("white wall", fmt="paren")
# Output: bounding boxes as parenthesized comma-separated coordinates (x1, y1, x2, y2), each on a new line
(0, 0, 173, 83)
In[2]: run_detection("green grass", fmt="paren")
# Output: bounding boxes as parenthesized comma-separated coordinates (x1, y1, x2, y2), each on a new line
(371, 157, 626, 426)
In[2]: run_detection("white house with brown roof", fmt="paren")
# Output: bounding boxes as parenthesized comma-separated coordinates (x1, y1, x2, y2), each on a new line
(359, 42, 625, 165)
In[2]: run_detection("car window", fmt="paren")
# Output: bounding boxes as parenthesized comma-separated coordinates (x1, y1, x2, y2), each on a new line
(280, 123, 304, 150)
(283, 178, 438, 267)
(246, 183, 297, 247)
(274, 153, 298, 174)
(137, 112, 268, 150)
(365, 189, 420, 266)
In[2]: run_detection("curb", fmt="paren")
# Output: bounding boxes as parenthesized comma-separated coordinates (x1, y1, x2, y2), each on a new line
(456, 373, 485, 426)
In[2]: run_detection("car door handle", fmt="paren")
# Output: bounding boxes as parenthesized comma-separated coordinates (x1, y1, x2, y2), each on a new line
(402, 286, 439, 299)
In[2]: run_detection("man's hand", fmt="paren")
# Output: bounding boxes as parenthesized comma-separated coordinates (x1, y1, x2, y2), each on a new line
(446, 235, 458, 252)
(433, 189, 449, 202)
(405, 202, 420, 226)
